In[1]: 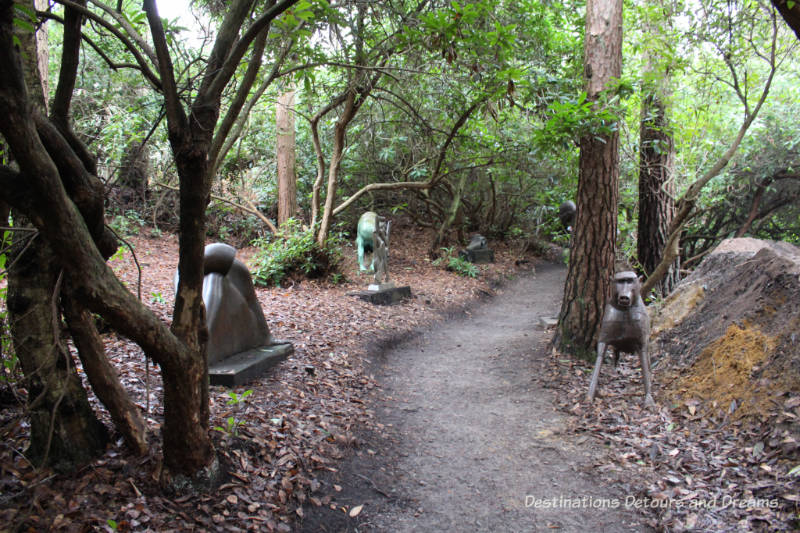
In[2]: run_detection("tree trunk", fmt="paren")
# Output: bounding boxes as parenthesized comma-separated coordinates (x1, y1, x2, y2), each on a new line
(7, 232, 108, 469)
(163, 149, 215, 480)
(636, 3, 678, 299)
(117, 139, 150, 205)
(1, 0, 299, 483)
(5, 0, 114, 469)
(61, 290, 148, 455)
(637, 94, 678, 298)
(430, 170, 470, 255)
(316, 89, 357, 246)
(276, 87, 297, 225)
(554, 0, 622, 358)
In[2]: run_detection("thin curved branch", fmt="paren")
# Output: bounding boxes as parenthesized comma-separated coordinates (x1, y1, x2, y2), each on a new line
(641, 14, 780, 295)
(331, 96, 485, 217)
(143, 0, 186, 140)
(86, 0, 158, 64)
(209, 27, 269, 170)
(51, 0, 161, 90)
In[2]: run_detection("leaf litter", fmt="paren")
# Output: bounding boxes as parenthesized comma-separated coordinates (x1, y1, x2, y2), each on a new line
(539, 240, 800, 532)
(0, 222, 524, 531)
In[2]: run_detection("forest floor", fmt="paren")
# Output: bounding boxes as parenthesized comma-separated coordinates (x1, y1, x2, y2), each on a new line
(0, 225, 796, 531)
(296, 263, 649, 532)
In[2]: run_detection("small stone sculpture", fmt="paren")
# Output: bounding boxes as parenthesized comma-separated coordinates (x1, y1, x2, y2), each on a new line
(587, 271, 655, 408)
(459, 234, 494, 263)
(558, 200, 576, 232)
(174, 243, 293, 385)
(174, 243, 270, 364)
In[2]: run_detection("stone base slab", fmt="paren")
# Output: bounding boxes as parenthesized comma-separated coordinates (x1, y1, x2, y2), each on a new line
(459, 249, 495, 263)
(209, 342, 293, 387)
(353, 285, 412, 306)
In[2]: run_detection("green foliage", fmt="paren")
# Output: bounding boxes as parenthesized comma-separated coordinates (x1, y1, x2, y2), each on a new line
(447, 256, 480, 278)
(213, 389, 253, 437)
(330, 272, 347, 285)
(251, 219, 342, 287)
(0, 229, 17, 384)
(109, 210, 145, 237)
(535, 91, 622, 150)
(433, 247, 479, 278)
(109, 246, 127, 262)
(149, 292, 166, 305)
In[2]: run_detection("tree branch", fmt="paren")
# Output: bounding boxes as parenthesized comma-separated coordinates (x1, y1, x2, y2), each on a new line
(211, 39, 294, 177)
(51, 0, 162, 90)
(154, 181, 278, 234)
(86, 0, 158, 64)
(142, 0, 187, 142)
(209, 27, 270, 171)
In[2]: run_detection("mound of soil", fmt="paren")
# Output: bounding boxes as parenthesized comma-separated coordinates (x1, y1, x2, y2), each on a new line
(652, 238, 800, 422)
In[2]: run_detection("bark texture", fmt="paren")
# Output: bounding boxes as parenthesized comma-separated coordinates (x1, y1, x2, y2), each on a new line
(554, 0, 622, 358)
(276, 88, 297, 225)
(638, 93, 679, 297)
(7, 232, 109, 469)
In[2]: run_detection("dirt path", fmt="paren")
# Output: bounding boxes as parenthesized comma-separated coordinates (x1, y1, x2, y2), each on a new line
(300, 264, 649, 532)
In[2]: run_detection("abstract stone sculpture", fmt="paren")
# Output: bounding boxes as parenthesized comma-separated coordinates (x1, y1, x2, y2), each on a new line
(175, 243, 292, 386)
(200, 243, 271, 365)
(459, 234, 494, 263)
(587, 271, 655, 408)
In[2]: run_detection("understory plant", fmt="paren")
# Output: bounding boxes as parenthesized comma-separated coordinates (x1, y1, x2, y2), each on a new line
(214, 389, 253, 437)
(251, 219, 342, 286)
(0, 228, 18, 384)
(433, 247, 480, 278)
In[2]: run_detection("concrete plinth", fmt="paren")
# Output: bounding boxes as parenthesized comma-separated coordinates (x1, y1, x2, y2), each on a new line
(209, 342, 293, 387)
(459, 248, 495, 263)
(355, 285, 412, 306)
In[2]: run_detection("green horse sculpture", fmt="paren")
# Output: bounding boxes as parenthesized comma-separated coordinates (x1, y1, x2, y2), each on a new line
(357, 211, 378, 271)
(357, 211, 391, 272)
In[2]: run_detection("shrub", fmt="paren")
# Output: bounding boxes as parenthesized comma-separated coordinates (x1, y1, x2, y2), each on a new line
(446, 256, 480, 278)
(432, 246, 480, 278)
(251, 220, 342, 286)
(109, 209, 145, 237)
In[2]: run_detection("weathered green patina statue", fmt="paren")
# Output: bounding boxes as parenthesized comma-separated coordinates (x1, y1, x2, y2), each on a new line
(357, 211, 378, 271)
(372, 218, 391, 284)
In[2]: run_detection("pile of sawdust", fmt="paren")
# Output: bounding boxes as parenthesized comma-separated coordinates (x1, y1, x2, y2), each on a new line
(650, 282, 705, 337)
(666, 323, 777, 419)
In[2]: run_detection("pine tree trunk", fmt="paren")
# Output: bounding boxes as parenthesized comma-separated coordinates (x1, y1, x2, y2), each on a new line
(638, 92, 679, 297)
(554, 0, 622, 358)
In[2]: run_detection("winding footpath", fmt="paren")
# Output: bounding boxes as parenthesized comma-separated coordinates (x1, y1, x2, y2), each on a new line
(301, 264, 648, 532)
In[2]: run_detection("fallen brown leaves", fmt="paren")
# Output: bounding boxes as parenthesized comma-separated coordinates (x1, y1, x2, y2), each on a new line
(537, 343, 800, 532)
(0, 223, 527, 531)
